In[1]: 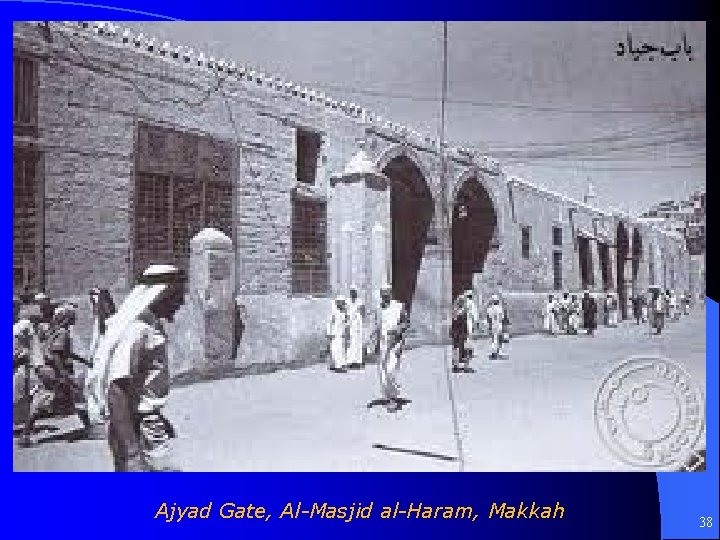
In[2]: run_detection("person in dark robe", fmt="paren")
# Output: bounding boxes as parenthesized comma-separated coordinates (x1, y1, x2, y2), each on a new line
(581, 290, 598, 336)
(632, 294, 644, 324)
(450, 295, 469, 373)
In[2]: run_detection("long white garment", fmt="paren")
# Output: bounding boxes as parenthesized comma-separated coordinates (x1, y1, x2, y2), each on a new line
(568, 302, 581, 332)
(86, 283, 167, 423)
(378, 300, 406, 400)
(326, 307, 348, 370)
(486, 303, 504, 356)
(543, 300, 558, 334)
(347, 298, 364, 366)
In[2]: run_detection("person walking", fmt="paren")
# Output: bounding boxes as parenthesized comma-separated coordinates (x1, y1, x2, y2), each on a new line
(450, 294, 469, 372)
(89, 264, 184, 472)
(346, 286, 365, 369)
(581, 290, 598, 336)
(486, 294, 507, 359)
(376, 284, 409, 413)
(327, 296, 349, 373)
(543, 294, 559, 337)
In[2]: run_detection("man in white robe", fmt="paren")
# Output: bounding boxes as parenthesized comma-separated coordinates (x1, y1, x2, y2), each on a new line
(376, 284, 409, 412)
(327, 297, 349, 373)
(486, 294, 507, 359)
(463, 291, 480, 366)
(346, 286, 365, 369)
(543, 294, 559, 336)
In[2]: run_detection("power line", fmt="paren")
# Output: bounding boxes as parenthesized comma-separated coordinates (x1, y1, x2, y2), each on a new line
(305, 80, 706, 115)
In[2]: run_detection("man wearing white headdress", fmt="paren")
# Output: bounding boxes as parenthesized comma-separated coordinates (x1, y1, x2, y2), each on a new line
(376, 284, 409, 412)
(88, 264, 184, 471)
(327, 296, 349, 373)
(463, 290, 481, 366)
(543, 294, 559, 336)
(346, 286, 365, 369)
(486, 294, 506, 359)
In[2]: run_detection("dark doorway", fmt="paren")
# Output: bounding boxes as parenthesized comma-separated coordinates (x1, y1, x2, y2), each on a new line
(632, 228, 643, 294)
(598, 242, 612, 291)
(616, 222, 630, 319)
(384, 156, 434, 311)
(578, 236, 593, 290)
(451, 178, 497, 299)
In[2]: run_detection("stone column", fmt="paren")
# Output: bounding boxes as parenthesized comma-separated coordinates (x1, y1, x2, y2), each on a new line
(330, 149, 389, 311)
(170, 228, 235, 380)
(607, 244, 617, 291)
(338, 222, 354, 292)
(371, 223, 389, 308)
(589, 238, 602, 292)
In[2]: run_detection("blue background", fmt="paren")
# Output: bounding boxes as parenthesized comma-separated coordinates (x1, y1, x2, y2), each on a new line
(1, 2, 715, 539)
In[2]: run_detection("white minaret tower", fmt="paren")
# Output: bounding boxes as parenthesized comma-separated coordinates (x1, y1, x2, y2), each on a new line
(583, 178, 597, 205)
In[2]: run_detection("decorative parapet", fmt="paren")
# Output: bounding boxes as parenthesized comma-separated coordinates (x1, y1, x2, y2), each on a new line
(47, 21, 504, 171)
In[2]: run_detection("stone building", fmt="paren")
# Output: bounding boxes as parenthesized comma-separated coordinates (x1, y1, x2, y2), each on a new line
(12, 22, 696, 380)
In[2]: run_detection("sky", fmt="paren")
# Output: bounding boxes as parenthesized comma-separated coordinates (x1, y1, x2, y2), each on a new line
(126, 21, 706, 216)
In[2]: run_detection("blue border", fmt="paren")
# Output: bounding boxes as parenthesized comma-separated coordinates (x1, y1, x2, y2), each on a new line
(657, 298, 718, 540)
(2, 4, 714, 540)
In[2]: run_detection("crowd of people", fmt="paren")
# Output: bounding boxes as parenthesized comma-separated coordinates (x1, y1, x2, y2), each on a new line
(14, 266, 183, 471)
(541, 287, 695, 338)
(14, 267, 700, 471)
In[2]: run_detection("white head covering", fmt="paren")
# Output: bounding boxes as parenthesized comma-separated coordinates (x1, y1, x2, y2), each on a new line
(88, 264, 180, 417)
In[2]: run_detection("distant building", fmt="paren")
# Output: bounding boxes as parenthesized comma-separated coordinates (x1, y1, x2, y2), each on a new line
(639, 190, 706, 255)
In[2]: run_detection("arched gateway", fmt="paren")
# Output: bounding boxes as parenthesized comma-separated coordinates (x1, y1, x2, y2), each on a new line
(451, 177, 497, 299)
(382, 155, 434, 311)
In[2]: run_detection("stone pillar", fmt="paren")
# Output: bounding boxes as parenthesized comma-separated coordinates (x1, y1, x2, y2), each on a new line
(607, 245, 617, 291)
(170, 228, 235, 380)
(371, 223, 389, 308)
(589, 239, 602, 292)
(338, 222, 354, 292)
(621, 254, 634, 318)
(330, 149, 390, 311)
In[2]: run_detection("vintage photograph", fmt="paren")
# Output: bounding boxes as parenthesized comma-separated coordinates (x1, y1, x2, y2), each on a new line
(12, 21, 706, 472)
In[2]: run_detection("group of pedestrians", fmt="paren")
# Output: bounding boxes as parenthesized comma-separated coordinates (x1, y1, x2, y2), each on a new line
(14, 265, 184, 472)
(326, 284, 410, 413)
(450, 291, 510, 372)
(543, 291, 600, 336)
(13, 294, 93, 447)
(541, 287, 695, 338)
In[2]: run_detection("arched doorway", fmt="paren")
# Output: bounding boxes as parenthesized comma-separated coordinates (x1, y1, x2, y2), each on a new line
(616, 222, 630, 319)
(451, 177, 497, 299)
(632, 228, 643, 295)
(383, 155, 434, 311)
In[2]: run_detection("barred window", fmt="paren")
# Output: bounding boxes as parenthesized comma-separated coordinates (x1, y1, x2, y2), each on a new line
(552, 251, 562, 291)
(134, 124, 233, 281)
(552, 226, 563, 247)
(521, 226, 531, 259)
(14, 148, 43, 293)
(291, 195, 328, 294)
(13, 55, 38, 136)
(296, 128, 322, 184)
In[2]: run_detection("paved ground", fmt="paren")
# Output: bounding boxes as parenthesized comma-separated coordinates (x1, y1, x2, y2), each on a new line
(13, 308, 707, 472)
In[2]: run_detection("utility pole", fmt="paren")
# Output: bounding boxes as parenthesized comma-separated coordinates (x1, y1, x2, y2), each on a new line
(439, 21, 466, 472)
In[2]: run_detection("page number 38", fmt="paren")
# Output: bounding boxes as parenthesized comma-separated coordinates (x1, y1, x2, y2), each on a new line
(700, 516, 713, 528)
